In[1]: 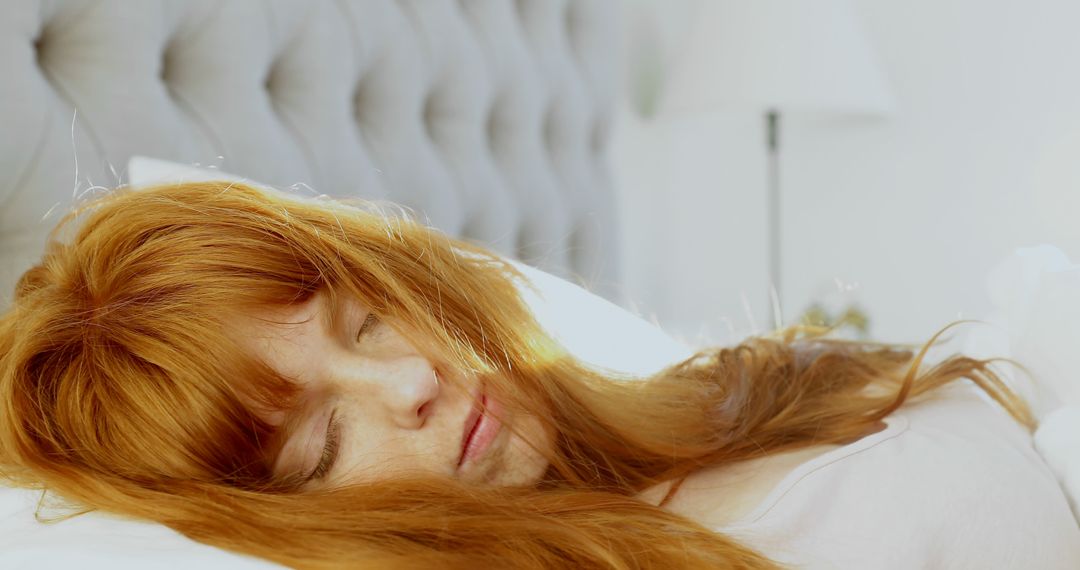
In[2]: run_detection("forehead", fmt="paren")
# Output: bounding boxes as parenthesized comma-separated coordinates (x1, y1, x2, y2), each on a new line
(226, 291, 338, 422)
(211, 290, 368, 484)
(230, 292, 332, 351)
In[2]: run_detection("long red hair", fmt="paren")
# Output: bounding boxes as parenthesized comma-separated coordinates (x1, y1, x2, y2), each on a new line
(0, 182, 1032, 569)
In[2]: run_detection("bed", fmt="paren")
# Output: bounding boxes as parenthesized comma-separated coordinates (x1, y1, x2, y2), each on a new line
(1, 0, 624, 307)
(2, 1, 1079, 567)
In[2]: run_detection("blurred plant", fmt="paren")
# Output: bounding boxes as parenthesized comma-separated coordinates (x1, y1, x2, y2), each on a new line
(798, 302, 871, 339)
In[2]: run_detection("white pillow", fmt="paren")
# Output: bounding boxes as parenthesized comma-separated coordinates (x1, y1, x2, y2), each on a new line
(128, 156, 254, 187)
(0, 157, 693, 568)
(0, 486, 278, 569)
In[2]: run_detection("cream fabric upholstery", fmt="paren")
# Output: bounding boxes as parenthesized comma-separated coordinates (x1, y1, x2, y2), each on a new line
(0, 0, 622, 306)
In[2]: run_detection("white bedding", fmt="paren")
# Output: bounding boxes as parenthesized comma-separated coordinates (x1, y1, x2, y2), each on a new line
(1036, 407, 1080, 520)
(964, 244, 1080, 521)
(2, 160, 1076, 565)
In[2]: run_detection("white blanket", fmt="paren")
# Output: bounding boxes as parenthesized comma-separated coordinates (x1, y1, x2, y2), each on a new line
(1036, 407, 1080, 521)
(959, 245, 1080, 521)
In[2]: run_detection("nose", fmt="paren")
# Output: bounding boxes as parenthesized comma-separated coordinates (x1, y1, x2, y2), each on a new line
(366, 356, 441, 429)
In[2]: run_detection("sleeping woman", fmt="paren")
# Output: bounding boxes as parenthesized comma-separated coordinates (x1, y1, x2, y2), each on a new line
(0, 181, 1077, 569)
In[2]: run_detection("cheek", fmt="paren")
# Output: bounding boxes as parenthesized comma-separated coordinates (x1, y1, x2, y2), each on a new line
(323, 422, 426, 486)
(492, 415, 553, 487)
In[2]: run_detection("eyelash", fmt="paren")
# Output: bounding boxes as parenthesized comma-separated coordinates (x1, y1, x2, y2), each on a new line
(356, 312, 379, 342)
(310, 412, 341, 481)
(306, 313, 378, 482)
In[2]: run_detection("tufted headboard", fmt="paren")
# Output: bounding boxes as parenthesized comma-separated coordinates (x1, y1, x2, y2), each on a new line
(1, 0, 623, 307)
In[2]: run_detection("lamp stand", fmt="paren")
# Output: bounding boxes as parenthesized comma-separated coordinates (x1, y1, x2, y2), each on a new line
(766, 109, 782, 330)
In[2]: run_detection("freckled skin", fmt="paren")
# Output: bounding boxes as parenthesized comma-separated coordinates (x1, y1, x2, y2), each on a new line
(227, 289, 552, 489)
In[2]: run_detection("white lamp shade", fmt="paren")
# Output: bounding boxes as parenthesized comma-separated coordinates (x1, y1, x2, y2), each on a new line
(660, 0, 896, 117)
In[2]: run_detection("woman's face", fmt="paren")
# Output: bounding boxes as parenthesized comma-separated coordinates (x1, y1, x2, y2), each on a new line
(227, 288, 552, 490)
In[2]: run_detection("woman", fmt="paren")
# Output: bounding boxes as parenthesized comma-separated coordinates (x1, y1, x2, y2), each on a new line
(0, 181, 1076, 569)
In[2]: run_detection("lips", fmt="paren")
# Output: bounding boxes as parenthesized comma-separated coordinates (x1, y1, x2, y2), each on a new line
(458, 391, 503, 469)
(459, 393, 484, 465)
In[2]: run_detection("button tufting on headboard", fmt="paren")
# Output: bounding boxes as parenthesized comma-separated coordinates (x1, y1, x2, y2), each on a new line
(0, 0, 623, 307)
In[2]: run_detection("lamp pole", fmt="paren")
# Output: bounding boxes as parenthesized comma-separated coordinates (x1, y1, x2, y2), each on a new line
(766, 109, 782, 330)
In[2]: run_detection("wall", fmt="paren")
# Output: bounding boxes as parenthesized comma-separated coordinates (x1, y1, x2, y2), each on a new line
(610, 0, 1080, 347)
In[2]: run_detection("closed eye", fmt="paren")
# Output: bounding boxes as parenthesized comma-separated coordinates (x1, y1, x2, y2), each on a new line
(302, 310, 377, 484)
(307, 411, 342, 483)
(357, 312, 379, 342)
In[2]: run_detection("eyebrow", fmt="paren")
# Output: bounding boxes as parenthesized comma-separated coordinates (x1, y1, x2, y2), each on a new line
(319, 290, 343, 342)
(270, 397, 324, 479)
